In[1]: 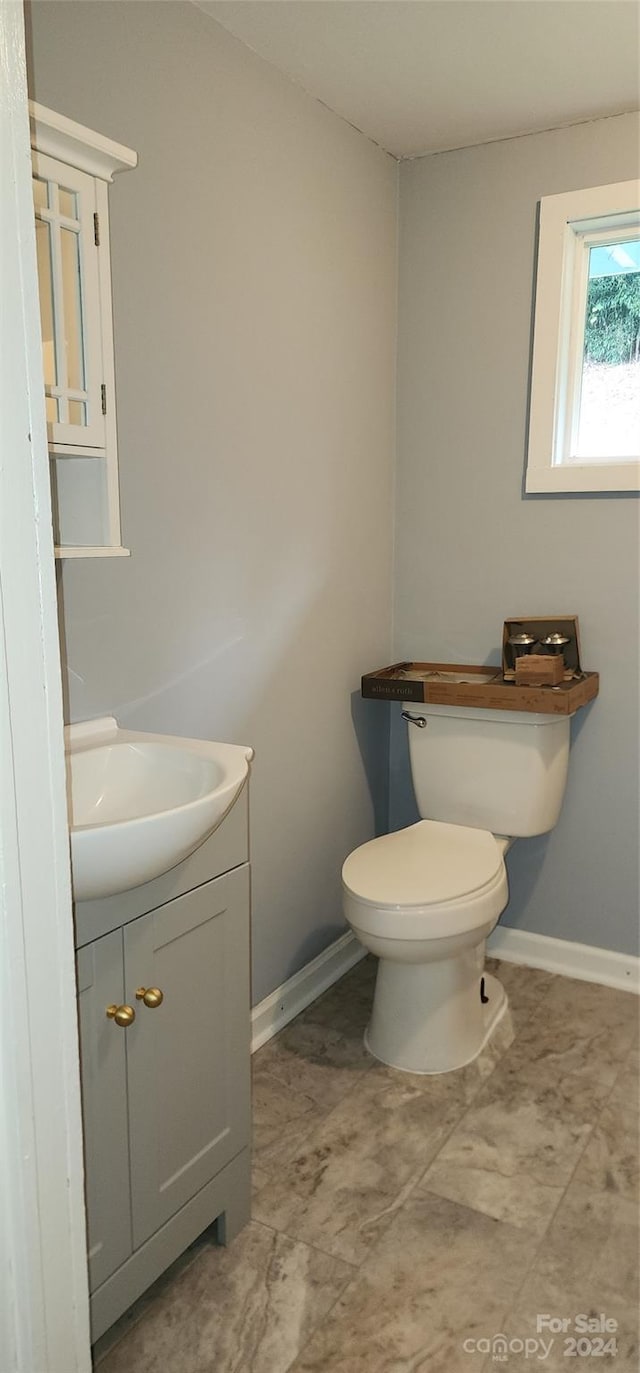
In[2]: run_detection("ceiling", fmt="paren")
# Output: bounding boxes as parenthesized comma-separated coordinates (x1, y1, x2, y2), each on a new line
(195, 1, 640, 160)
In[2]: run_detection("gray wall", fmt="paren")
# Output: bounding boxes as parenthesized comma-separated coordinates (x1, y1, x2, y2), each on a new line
(394, 113, 639, 956)
(27, 4, 638, 974)
(28, 1, 397, 1003)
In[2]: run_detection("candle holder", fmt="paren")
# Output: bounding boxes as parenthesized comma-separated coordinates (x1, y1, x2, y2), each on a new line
(542, 633, 570, 656)
(508, 633, 536, 659)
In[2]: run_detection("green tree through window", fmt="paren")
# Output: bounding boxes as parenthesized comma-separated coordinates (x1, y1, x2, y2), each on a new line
(584, 269, 640, 365)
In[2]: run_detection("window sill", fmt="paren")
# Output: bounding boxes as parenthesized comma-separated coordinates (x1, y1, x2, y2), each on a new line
(525, 461, 640, 494)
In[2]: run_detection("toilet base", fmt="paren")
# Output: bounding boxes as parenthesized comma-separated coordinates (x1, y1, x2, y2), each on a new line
(364, 956, 507, 1075)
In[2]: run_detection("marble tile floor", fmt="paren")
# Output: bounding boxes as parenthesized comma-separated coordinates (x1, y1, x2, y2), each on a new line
(95, 955, 639, 1373)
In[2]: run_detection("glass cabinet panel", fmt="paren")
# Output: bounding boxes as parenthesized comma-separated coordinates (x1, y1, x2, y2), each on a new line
(59, 186, 78, 219)
(68, 401, 87, 426)
(31, 151, 104, 452)
(35, 217, 57, 389)
(60, 226, 86, 393)
(33, 176, 48, 211)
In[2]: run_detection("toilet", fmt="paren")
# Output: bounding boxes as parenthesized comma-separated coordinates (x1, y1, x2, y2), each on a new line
(342, 703, 571, 1074)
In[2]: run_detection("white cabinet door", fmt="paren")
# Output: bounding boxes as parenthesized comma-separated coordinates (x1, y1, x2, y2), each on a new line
(124, 868, 251, 1248)
(76, 931, 132, 1291)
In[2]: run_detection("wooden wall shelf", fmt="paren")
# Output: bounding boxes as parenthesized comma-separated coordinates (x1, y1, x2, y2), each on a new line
(361, 662, 599, 716)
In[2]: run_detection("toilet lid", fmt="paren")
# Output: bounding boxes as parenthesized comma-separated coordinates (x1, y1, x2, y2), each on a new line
(342, 820, 503, 907)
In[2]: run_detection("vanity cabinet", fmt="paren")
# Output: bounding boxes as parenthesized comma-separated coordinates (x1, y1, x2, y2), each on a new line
(75, 797, 251, 1342)
(77, 929, 132, 1292)
(127, 867, 250, 1245)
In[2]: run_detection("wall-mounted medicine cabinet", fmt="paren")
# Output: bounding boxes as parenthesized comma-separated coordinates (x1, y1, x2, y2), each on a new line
(29, 102, 137, 557)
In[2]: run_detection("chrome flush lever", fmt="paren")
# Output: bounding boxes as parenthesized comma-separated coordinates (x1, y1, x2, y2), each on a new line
(401, 711, 427, 728)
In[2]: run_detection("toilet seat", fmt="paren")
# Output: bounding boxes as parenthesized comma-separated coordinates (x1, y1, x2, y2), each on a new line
(342, 819, 503, 908)
(342, 820, 508, 944)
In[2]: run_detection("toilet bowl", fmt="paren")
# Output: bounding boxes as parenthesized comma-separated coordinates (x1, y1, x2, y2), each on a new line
(342, 819, 510, 1074)
(342, 701, 572, 1075)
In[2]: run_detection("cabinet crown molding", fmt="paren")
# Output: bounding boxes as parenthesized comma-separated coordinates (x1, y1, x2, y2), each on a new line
(29, 101, 137, 182)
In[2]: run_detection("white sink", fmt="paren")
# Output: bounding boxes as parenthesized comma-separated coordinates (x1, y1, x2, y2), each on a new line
(65, 717, 253, 901)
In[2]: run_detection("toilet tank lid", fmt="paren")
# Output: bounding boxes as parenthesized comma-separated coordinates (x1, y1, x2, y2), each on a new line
(342, 820, 504, 907)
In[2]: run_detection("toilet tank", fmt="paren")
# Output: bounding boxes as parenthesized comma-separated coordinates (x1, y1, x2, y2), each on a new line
(407, 704, 571, 837)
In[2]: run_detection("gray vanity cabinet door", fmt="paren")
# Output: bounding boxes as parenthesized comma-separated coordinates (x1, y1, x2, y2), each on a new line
(76, 931, 133, 1292)
(124, 866, 251, 1249)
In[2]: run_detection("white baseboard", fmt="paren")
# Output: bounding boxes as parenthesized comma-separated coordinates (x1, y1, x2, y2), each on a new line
(488, 926, 639, 995)
(251, 931, 366, 1053)
(250, 925, 638, 1058)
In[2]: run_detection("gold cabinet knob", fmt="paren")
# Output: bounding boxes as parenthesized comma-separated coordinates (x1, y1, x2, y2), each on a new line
(135, 986, 164, 1009)
(106, 1004, 136, 1028)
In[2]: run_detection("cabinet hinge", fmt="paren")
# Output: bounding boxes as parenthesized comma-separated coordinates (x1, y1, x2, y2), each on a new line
(101, 383, 107, 415)
(94, 212, 100, 246)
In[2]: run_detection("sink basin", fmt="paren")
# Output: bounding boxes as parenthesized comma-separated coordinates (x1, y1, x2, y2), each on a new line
(65, 717, 253, 901)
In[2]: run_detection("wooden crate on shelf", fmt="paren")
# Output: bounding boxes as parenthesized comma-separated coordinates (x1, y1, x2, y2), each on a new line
(361, 661, 599, 716)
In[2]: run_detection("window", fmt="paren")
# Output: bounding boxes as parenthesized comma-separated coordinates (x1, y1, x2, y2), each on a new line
(526, 179, 640, 493)
(30, 102, 137, 554)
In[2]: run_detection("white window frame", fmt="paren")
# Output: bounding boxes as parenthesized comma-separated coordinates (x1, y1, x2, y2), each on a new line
(526, 178, 640, 494)
(29, 102, 137, 555)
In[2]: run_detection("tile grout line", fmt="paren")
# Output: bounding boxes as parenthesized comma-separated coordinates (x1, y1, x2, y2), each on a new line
(371, 1017, 521, 1224)
(255, 965, 518, 1284)
(425, 1014, 634, 1321)
(257, 1216, 362, 1373)
(274, 983, 582, 1373)
(296, 1024, 519, 1282)
(492, 1044, 634, 1340)
(256, 955, 515, 1195)
(329, 965, 634, 1309)
(252, 1062, 376, 1185)
(280, 1244, 365, 1373)
(248, 1214, 361, 1274)
(252, 988, 380, 1182)
(503, 1000, 638, 1336)
(260, 961, 638, 1350)
(238, 1215, 362, 1373)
